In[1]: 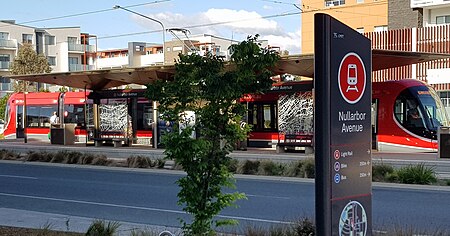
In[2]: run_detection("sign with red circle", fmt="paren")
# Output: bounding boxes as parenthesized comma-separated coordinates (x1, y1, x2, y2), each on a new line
(338, 52, 366, 104)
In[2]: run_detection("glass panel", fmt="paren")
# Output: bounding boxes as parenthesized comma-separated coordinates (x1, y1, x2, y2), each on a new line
(26, 105, 56, 128)
(0, 32, 9, 40)
(64, 104, 85, 127)
(437, 16, 446, 24)
(22, 34, 33, 44)
(137, 103, 153, 130)
(263, 105, 272, 128)
(45, 35, 55, 45)
(394, 99, 404, 124)
(68, 37, 78, 44)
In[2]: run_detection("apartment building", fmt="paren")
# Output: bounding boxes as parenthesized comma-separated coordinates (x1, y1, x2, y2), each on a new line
(0, 20, 95, 96)
(410, 0, 450, 26)
(96, 34, 240, 69)
(301, 0, 388, 53)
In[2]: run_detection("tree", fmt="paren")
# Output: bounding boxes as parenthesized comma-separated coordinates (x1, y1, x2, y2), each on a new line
(146, 35, 279, 235)
(10, 44, 52, 92)
(0, 93, 10, 121)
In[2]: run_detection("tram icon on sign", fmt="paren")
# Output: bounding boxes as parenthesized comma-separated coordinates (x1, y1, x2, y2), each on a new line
(346, 64, 358, 92)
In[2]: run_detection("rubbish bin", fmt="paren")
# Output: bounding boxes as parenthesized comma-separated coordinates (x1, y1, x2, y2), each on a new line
(438, 126, 450, 158)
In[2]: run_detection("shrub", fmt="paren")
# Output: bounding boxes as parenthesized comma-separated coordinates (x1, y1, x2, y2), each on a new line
(51, 151, 66, 163)
(397, 163, 437, 185)
(85, 220, 120, 236)
(80, 153, 96, 165)
(239, 160, 260, 175)
(284, 161, 304, 177)
(243, 218, 315, 236)
(155, 159, 165, 169)
(302, 158, 315, 178)
(61, 151, 83, 164)
(372, 163, 395, 182)
(227, 159, 239, 173)
(26, 151, 53, 162)
(92, 155, 109, 166)
(289, 218, 315, 236)
(259, 160, 286, 176)
(127, 156, 153, 168)
(0, 149, 20, 160)
(130, 229, 160, 236)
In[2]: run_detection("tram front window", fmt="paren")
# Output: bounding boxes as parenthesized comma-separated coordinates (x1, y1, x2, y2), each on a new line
(419, 89, 450, 128)
(395, 85, 450, 140)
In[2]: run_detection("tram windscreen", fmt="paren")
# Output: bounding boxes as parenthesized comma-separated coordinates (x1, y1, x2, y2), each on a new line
(395, 85, 449, 139)
(418, 89, 450, 128)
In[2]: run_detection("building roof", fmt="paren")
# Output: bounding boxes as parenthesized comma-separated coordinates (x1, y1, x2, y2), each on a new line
(8, 49, 450, 91)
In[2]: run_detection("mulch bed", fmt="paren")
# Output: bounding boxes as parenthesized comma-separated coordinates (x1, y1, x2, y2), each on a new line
(0, 226, 82, 236)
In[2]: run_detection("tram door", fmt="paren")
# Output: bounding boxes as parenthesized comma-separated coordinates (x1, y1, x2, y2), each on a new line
(16, 106, 24, 138)
(371, 99, 378, 150)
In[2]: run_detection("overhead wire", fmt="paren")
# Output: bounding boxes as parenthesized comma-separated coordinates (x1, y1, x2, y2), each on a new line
(0, 0, 170, 27)
(3, 0, 388, 47)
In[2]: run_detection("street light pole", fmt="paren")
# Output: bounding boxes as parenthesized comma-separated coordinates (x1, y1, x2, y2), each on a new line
(113, 5, 165, 149)
(113, 5, 165, 59)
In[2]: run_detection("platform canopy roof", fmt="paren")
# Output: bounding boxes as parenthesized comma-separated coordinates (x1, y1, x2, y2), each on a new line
(8, 49, 450, 91)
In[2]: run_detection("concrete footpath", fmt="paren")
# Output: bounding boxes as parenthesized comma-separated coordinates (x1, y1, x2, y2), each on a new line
(0, 207, 180, 235)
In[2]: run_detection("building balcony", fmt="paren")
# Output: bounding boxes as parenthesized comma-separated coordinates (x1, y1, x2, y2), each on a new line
(0, 39, 17, 49)
(411, 0, 450, 8)
(69, 64, 95, 71)
(0, 61, 10, 70)
(68, 44, 96, 53)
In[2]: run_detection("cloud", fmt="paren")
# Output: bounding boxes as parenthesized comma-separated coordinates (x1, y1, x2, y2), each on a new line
(261, 30, 301, 54)
(133, 8, 300, 54)
(263, 5, 273, 10)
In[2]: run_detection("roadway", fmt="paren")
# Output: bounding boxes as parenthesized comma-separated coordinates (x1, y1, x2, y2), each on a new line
(1, 139, 450, 178)
(0, 161, 449, 234)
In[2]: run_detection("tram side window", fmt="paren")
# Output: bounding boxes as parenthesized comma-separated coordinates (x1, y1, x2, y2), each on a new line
(394, 99, 405, 124)
(64, 104, 85, 127)
(248, 103, 277, 131)
(26, 106, 56, 128)
(395, 93, 426, 130)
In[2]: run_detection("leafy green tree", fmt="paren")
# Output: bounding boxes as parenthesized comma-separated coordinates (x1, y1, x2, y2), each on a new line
(146, 35, 279, 235)
(0, 93, 11, 121)
(10, 44, 52, 92)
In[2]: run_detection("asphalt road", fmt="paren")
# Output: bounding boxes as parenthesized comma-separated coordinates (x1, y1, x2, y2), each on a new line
(0, 161, 449, 234)
(2, 140, 450, 178)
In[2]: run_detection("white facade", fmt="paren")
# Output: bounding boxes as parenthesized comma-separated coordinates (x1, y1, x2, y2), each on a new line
(411, 0, 450, 26)
(0, 21, 95, 96)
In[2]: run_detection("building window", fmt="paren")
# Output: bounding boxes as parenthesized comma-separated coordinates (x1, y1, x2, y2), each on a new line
(68, 37, 78, 45)
(325, 0, 345, 7)
(436, 15, 450, 24)
(0, 54, 10, 69)
(47, 56, 56, 66)
(0, 32, 9, 40)
(69, 57, 79, 65)
(22, 34, 33, 44)
(356, 27, 365, 34)
(0, 77, 12, 91)
(0, 54, 10, 62)
(357, 0, 364, 3)
(45, 35, 55, 45)
(374, 25, 388, 32)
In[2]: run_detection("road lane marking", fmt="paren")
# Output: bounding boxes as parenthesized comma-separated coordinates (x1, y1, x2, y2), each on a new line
(245, 194, 290, 200)
(0, 192, 292, 225)
(0, 175, 38, 180)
